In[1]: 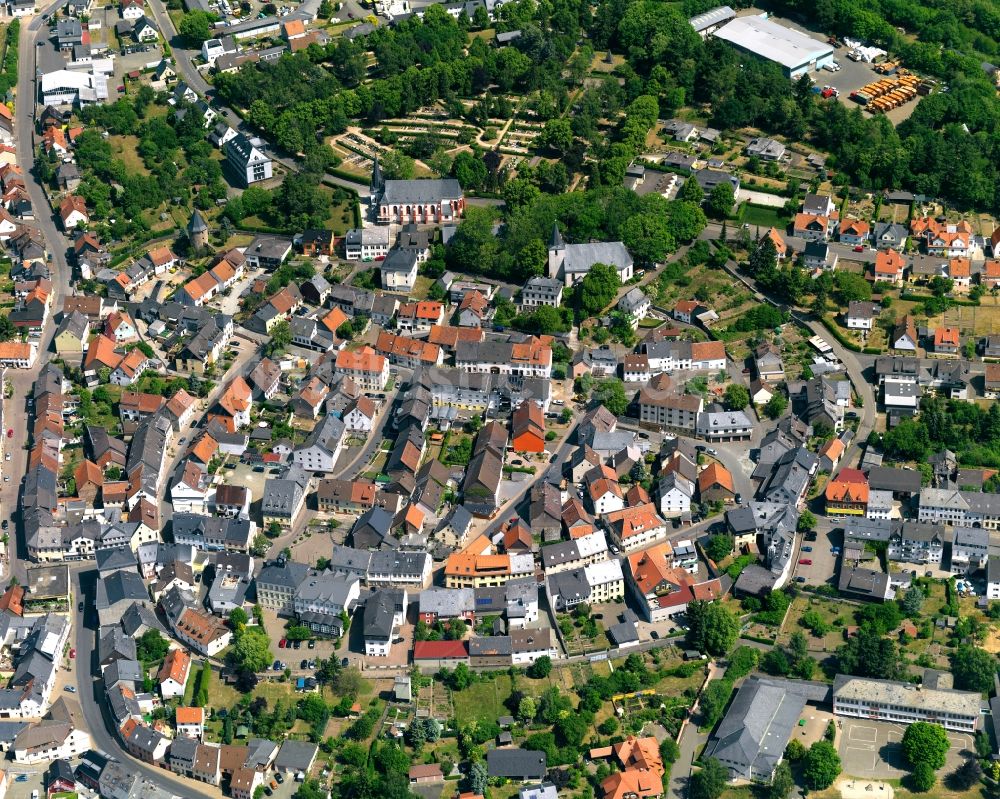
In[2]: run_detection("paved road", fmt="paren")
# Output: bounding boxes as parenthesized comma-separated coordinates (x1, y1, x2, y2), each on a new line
(72, 569, 218, 799)
(666, 661, 725, 799)
(146, 0, 371, 196)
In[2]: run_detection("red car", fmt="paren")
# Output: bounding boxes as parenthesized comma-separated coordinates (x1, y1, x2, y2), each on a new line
(799, 558, 813, 565)
(69, 648, 75, 659)
(278, 638, 287, 648)
(5, 429, 11, 438)
(853, 245, 864, 252)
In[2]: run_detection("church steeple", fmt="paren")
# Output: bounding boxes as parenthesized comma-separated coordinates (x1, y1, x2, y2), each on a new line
(549, 222, 564, 249)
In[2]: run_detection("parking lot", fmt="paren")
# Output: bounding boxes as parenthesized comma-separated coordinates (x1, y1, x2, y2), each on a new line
(791, 521, 840, 588)
(838, 718, 972, 778)
(764, 13, 920, 125)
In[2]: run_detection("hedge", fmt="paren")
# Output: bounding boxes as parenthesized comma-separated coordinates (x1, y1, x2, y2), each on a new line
(819, 315, 862, 352)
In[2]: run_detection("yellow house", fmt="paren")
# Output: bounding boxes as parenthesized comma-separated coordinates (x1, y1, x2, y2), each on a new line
(53, 310, 89, 354)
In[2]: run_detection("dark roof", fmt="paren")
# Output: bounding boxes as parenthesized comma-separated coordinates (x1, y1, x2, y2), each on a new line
(487, 748, 547, 779)
(864, 466, 921, 494)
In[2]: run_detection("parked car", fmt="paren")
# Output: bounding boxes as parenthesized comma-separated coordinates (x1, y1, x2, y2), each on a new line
(795, 576, 806, 583)
(798, 558, 812, 565)
(300, 659, 308, 670)
(802, 546, 813, 552)
(308, 639, 316, 649)
(278, 639, 287, 648)
(292, 639, 302, 649)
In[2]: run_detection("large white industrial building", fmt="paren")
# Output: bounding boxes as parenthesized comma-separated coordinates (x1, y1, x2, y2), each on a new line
(713, 14, 835, 78)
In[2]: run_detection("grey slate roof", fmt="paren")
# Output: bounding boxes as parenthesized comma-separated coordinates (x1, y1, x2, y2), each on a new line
(487, 748, 547, 779)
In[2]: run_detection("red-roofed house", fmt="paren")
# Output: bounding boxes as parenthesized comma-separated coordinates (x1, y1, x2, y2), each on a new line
(412, 640, 470, 669)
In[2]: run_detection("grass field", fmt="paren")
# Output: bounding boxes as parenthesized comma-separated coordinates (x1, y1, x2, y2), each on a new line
(450, 673, 560, 724)
(739, 202, 789, 229)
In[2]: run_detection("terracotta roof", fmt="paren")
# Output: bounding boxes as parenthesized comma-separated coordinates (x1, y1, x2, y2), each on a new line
(269, 287, 299, 315)
(984, 260, 1000, 279)
(147, 246, 176, 267)
(218, 376, 252, 416)
(165, 388, 197, 419)
(0, 584, 25, 616)
(375, 330, 441, 364)
(675, 300, 699, 313)
(793, 213, 829, 232)
(763, 227, 786, 254)
(512, 401, 545, 443)
(825, 467, 869, 504)
(603, 502, 664, 541)
(875, 249, 906, 276)
(336, 346, 385, 374)
(427, 325, 484, 349)
(934, 326, 960, 347)
(74, 459, 103, 489)
(691, 340, 725, 362)
(399, 301, 443, 321)
(120, 390, 163, 414)
(841, 219, 870, 236)
(84, 335, 122, 370)
(0, 342, 34, 361)
(697, 462, 734, 494)
(320, 307, 349, 334)
(819, 437, 845, 461)
(949, 257, 971, 278)
(157, 648, 191, 685)
(59, 195, 87, 222)
(115, 349, 149, 378)
(176, 705, 204, 725)
(413, 640, 469, 659)
(189, 433, 218, 464)
(183, 271, 220, 302)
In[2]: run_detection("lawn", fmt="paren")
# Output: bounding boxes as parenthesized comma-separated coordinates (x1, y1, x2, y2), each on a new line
(450, 673, 560, 725)
(108, 134, 151, 176)
(738, 202, 790, 229)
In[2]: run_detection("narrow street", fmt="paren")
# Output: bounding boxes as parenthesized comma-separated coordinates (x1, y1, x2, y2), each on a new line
(666, 661, 725, 799)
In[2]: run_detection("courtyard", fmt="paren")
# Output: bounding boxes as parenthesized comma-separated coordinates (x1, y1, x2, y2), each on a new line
(837, 718, 972, 779)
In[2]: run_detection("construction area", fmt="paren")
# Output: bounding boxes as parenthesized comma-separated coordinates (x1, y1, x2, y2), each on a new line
(849, 70, 922, 114)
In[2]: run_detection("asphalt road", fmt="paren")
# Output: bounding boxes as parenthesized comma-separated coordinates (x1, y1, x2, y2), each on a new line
(72, 569, 218, 799)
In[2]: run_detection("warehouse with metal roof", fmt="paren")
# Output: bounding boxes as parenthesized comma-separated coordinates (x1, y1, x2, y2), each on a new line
(713, 14, 835, 78)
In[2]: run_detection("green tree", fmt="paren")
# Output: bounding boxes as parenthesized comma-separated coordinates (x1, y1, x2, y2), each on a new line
(687, 600, 739, 656)
(527, 656, 552, 678)
(578, 263, 621, 316)
(949, 644, 995, 692)
(769, 761, 794, 799)
(706, 181, 735, 219)
(723, 383, 749, 410)
(698, 681, 732, 728)
(593, 379, 628, 417)
(901, 586, 924, 617)
(266, 321, 292, 356)
(803, 741, 841, 790)
(704, 535, 733, 563)
(690, 758, 728, 799)
(749, 236, 777, 280)
(229, 608, 249, 629)
(911, 762, 936, 793)
(901, 722, 949, 770)
(136, 630, 169, 662)
(250, 533, 270, 557)
(518, 696, 536, 722)
(763, 392, 787, 419)
(539, 118, 573, 154)
(178, 10, 217, 44)
(785, 740, 806, 761)
(232, 628, 272, 674)
(797, 510, 817, 532)
(678, 177, 704, 203)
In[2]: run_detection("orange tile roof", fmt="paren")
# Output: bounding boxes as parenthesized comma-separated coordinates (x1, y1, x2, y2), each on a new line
(0, 342, 34, 361)
(819, 437, 844, 461)
(764, 227, 786, 254)
(604, 502, 664, 541)
(984, 260, 1000, 280)
(949, 257, 971, 278)
(399, 301, 444, 321)
(336, 346, 385, 374)
(691, 340, 725, 362)
(210, 260, 235, 285)
(697, 462, 734, 494)
(841, 219, 870, 236)
(166, 388, 197, 419)
(825, 467, 869, 504)
(148, 246, 177, 267)
(120, 390, 163, 414)
(183, 271, 220, 302)
(157, 648, 191, 685)
(74, 459, 103, 488)
(84, 335, 122, 370)
(320, 307, 349, 334)
(282, 18, 305, 36)
(934, 326, 960, 347)
(404, 504, 425, 529)
(189, 433, 218, 464)
(793, 213, 829, 232)
(218, 376, 252, 416)
(0, 584, 23, 615)
(375, 330, 441, 364)
(875, 249, 906, 276)
(269, 287, 299, 315)
(115, 349, 149, 378)
(59, 195, 87, 221)
(427, 324, 484, 349)
(176, 706, 204, 725)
